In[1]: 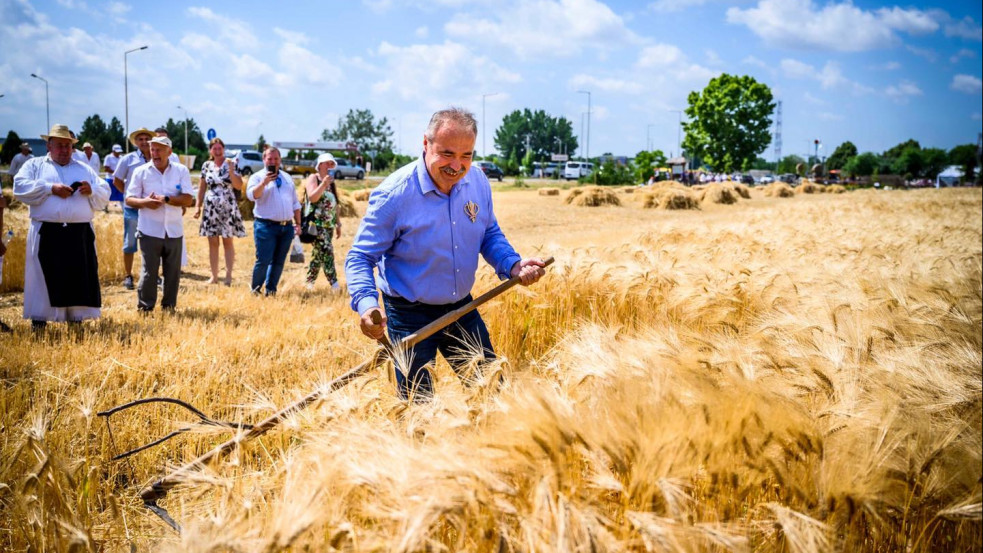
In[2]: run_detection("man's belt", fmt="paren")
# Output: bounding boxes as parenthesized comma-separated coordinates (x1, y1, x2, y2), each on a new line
(256, 218, 293, 226)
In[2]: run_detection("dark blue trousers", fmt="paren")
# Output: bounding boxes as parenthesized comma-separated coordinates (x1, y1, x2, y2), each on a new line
(252, 219, 294, 295)
(383, 294, 495, 401)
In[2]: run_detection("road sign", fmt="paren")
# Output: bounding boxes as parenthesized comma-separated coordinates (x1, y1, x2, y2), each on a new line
(207, 128, 216, 141)
(551, 154, 569, 162)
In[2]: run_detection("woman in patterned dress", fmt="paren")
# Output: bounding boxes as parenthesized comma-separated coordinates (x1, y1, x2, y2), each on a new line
(304, 153, 342, 291)
(194, 138, 246, 285)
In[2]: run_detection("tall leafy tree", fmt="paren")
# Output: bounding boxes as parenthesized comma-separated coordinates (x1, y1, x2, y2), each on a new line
(826, 141, 858, 171)
(493, 109, 577, 162)
(948, 143, 979, 181)
(162, 117, 206, 153)
(891, 147, 924, 179)
(106, 117, 125, 150)
(777, 154, 805, 175)
(1, 130, 23, 165)
(920, 148, 948, 179)
(78, 114, 109, 153)
(321, 108, 393, 158)
(633, 149, 667, 182)
(843, 152, 881, 177)
(682, 74, 775, 173)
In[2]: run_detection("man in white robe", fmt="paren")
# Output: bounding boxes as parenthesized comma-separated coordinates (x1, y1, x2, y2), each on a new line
(13, 124, 111, 329)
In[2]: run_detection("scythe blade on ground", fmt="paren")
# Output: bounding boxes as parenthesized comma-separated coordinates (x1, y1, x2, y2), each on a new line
(108, 256, 553, 532)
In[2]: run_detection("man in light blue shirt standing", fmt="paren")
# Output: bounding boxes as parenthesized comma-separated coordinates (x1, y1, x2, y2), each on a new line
(345, 107, 546, 401)
(247, 147, 301, 296)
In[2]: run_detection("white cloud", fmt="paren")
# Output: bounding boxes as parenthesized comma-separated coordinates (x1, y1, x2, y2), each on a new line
(906, 45, 938, 62)
(414, 26, 429, 39)
(273, 28, 311, 46)
(704, 49, 722, 66)
(780, 58, 872, 95)
(569, 74, 643, 94)
(372, 41, 520, 104)
(742, 55, 768, 69)
(637, 44, 684, 67)
(803, 92, 826, 105)
(951, 74, 983, 94)
(186, 7, 256, 51)
(106, 1, 130, 17)
(817, 112, 843, 121)
(950, 48, 976, 64)
(885, 80, 923, 103)
(869, 61, 901, 70)
(278, 42, 340, 87)
(727, 0, 943, 52)
(445, 0, 643, 59)
(943, 16, 983, 41)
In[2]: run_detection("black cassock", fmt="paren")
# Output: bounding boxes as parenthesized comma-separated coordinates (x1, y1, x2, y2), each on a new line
(37, 222, 101, 308)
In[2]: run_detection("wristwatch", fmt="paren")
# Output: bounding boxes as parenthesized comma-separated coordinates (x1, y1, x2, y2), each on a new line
(164, 196, 170, 204)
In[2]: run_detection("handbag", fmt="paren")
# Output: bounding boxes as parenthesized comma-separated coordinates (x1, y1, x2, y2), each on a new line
(298, 192, 317, 244)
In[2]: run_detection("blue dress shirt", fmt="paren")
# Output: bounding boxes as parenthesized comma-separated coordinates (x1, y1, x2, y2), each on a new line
(345, 156, 521, 315)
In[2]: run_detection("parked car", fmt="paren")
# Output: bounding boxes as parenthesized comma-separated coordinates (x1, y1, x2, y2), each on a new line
(474, 160, 504, 182)
(779, 173, 799, 185)
(234, 149, 264, 176)
(757, 175, 775, 185)
(333, 158, 365, 180)
(563, 161, 594, 180)
(740, 174, 755, 185)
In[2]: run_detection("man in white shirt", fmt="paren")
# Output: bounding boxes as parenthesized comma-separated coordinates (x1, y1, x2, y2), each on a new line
(155, 127, 182, 164)
(125, 136, 193, 311)
(8, 142, 33, 177)
(13, 124, 111, 329)
(247, 147, 301, 296)
(104, 144, 123, 175)
(79, 142, 101, 175)
(113, 127, 153, 289)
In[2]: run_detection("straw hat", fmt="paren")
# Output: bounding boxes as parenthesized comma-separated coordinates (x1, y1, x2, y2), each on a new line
(128, 127, 154, 146)
(40, 124, 77, 143)
(82, 142, 93, 149)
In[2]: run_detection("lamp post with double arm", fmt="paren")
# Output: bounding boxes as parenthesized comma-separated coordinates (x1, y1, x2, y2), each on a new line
(29, 73, 49, 132)
(124, 45, 149, 153)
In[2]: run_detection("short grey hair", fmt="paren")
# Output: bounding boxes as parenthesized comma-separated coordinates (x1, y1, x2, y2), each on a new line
(425, 107, 478, 141)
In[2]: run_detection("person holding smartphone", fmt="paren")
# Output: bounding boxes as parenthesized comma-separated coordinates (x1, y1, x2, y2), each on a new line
(246, 147, 301, 296)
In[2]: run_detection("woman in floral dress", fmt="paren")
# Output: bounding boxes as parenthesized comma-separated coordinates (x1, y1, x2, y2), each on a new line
(194, 138, 246, 285)
(304, 153, 342, 291)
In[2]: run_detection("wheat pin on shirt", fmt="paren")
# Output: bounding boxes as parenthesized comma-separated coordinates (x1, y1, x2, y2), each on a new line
(464, 200, 479, 222)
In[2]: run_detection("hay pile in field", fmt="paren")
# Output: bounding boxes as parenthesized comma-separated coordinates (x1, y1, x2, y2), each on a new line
(641, 186, 700, 210)
(337, 192, 357, 217)
(731, 182, 751, 199)
(237, 198, 254, 221)
(619, 186, 635, 194)
(698, 182, 739, 204)
(352, 188, 373, 201)
(564, 186, 621, 207)
(798, 180, 822, 194)
(764, 182, 795, 197)
(826, 184, 846, 194)
(538, 188, 560, 196)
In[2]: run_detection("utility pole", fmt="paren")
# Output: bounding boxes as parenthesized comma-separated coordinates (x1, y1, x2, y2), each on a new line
(29, 73, 49, 132)
(646, 123, 655, 151)
(177, 105, 189, 155)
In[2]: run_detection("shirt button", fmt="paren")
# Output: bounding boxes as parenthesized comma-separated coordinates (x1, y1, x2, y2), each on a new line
(453, 221, 456, 225)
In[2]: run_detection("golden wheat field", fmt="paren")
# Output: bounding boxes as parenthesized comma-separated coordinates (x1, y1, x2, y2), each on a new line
(1, 185, 981, 552)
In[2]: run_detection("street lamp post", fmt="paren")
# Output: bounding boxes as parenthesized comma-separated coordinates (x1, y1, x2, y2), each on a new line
(646, 123, 655, 151)
(577, 90, 591, 161)
(177, 105, 189, 155)
(29, 73, 49, 132)
(124, 45, 149, 153)
(481, 92, 499, 158)
(669, 110, 683, 159)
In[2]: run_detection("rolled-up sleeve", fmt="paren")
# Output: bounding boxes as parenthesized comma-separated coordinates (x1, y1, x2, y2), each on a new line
(84, 166, 111, 211)
(246, 173, 261, 201)
(13, 160, 52, 206)
(345, 188, 399, 315)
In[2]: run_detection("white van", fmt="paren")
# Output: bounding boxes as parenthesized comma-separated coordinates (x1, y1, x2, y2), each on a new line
(563, 161, 594, 180)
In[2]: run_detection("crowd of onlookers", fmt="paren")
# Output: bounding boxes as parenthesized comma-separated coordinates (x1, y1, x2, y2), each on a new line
(1, 124, 343, 332)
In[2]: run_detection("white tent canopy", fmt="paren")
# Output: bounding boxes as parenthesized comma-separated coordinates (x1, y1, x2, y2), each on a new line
(936, 165, 964, 188)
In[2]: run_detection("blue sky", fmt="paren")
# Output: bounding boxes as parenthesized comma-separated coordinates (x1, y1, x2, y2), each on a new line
(1, 0, 981, 161)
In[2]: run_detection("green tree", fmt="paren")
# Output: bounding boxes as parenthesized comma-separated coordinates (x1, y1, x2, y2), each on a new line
(1, 130, 23, 165)
(843, 152, 880, 177)
(256, 134, 267, 151)
(163, 117, 206, 153)
(521, 149, 534, 176)
(106, 117, 125, 149)
(948, 144, 979, 181)
(883, 139, 920, 162)
(891, 147, 924, 180)
(920, 148, 948, 180)
(632, 150, 667, 182)
(494, 109, 577, 162)
(682, 73, 775, 173)
(826, 141, 857, 171)
(777, 154, 805, 174)
(321, 108, 393, 158)
(78, 114, 109, 153)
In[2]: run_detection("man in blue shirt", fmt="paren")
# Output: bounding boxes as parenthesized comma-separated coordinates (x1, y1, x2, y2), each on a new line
(345, 107, 545, 401)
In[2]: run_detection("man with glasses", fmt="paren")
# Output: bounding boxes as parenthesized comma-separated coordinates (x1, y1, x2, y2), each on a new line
(246, 147, 300, 296)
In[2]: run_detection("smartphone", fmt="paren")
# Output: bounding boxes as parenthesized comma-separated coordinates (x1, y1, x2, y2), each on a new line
(266, 165, 278, 176)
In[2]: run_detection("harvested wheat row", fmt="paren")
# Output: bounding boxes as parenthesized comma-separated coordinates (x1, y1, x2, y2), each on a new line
(642, 188, 701, 210)
(731, 183, 751, 199)
(699, 182, 739, 204)
(826, 184, 846, 194)
(798, 181, 822, 194)
(352, 189, 373, 201)
(764, 182, 795, 197)
(564, 186, 621, 207)
(539, 188, 560, 196)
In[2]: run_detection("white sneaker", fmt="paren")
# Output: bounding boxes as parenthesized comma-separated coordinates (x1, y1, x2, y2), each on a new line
(305, 281, 315, 291)
(331, 282, 341, 293)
